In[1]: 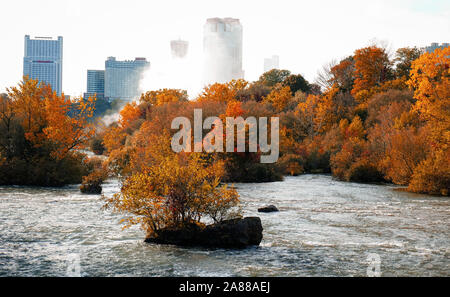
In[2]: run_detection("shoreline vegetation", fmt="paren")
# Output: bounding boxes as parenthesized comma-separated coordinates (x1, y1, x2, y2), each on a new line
(0, 45, 448, 245)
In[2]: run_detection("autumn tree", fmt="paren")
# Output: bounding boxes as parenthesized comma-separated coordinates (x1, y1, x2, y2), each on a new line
(197, 79, 248, 103)
(408, 47, 449, 148)
(394, 47, 423, 79)
(264, 85, 292, 112)
(0, 78, 96, 186)
(330, 57, 355, 92)
(282, 74, 311, 95)
(352, 46, 392, 101)
(140, 88, 188, 106)
(103, 132, 241, 237)
(406, 47, 450, 195)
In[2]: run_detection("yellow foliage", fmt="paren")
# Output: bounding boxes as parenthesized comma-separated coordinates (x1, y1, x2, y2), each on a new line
(103, 133, 241, 236)
(408, 47, 450, 150)
(264, 85, 292, 112)
(140, 88, 188, 106)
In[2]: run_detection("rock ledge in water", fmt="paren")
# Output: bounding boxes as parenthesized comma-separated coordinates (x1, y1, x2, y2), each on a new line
(258, 205, 279, 213)
(145, 217, 263, 248)
(79, 184, 102, 194)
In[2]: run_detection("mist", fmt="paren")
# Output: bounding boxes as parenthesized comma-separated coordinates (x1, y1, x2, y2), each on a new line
(140, 41, 204, 99)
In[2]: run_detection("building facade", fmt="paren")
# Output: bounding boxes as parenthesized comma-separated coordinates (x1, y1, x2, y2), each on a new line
(84, 70, 105, 101)
(203, 17, 244, 85)
(23, 35, 63, 95)
(425, 42, 449, 53)
(171, 39, 189, 58)
(87, 70, 105, 94)
(104, 57, 150, 101)
(264, 55, 279, 72)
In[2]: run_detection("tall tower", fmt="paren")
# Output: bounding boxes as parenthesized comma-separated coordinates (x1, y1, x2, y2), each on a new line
(170, 39, 189, 58)
(23, 35, 63, 95)
(84, 70, 105, 101)
(203, 17, 244, 85)
(264, 55, 279, 72)
(104, 57, 150, 101)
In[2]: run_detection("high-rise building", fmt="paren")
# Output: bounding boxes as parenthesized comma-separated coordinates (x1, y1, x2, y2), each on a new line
(264, 55, 279, 72)
(23, 35, 63, 95)
(84, 70, 105, 101)
(104, 57, 150, 101)
(87, 70, 105, 94)
(425, 42, 449, 53)
(171, 39, 189, 58)
(203, 17, 244, 85)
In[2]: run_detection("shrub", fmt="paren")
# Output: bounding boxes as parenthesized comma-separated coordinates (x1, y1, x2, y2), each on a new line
(90, 137, 105, 155)
(80, 169, 108, 194)
(408, 150, 450, 196)
(103, 136, 241, 237)
(347, 160, 384, 183)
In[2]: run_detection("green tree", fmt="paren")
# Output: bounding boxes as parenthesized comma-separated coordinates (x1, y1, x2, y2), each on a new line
(282, 74, 311, 95)
(394, 47, 423, 79)
(258, 69, 291, 87)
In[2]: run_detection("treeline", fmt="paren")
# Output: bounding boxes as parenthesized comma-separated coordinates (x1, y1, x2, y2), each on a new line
(0, 79, 98, 186)
(1, 45, 448, 197)
(95, 45, 449, 196)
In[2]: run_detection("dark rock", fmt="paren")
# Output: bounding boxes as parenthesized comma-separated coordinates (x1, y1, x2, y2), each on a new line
(80, 183, 102, 194)
(145, 217, 263, 248)
(258, 205, 279, 213)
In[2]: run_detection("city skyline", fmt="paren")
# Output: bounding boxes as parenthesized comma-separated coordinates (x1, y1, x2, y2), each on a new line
(1, 0, 449, 96)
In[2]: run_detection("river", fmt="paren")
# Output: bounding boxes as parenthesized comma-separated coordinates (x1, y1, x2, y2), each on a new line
(0, 175, 448, 276)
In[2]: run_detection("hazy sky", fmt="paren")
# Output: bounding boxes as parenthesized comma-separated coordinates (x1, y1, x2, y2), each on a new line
(0, 0, 448, 97)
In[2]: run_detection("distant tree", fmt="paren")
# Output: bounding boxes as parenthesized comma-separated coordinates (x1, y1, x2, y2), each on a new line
(393, 47, 423, 79)
(282, 74, 311, 95)
(258, 69, 291, 87)
(140, 88, 188, 106)
(351, 46, 392, 99)
(197, 80, 248, 103)
(330, 57, 355, 93)
(315, 60, 336, 91)
(235, 82, 271, 102)
(309, 83, 322, 95)
(264, 85, 292, 112)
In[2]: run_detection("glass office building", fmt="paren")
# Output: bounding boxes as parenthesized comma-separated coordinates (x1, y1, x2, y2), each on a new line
(23, 35, 63, 96)
(87, 70, 105, 94)
(104, 57, 150, 101)
(84, 70, 105, 102)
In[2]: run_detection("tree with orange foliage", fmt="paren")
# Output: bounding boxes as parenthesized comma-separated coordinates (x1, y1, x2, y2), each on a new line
(0, 78, 95, 186)
(330, 57, 355, 92)
(6, 78, 95, 160)
(140, 88, 188, 106)
(408, 47, 450, 148)
(296, 92, 334, 138)
(103, 132, 241, 237)
(197, 79, 248, 103)
(406, 47, 450, 195)
(351, 46, 392, 102)
(119, 101, 142, 130)
(264, 85, 292, 112)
